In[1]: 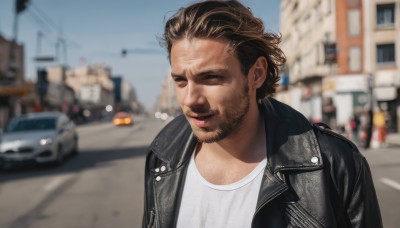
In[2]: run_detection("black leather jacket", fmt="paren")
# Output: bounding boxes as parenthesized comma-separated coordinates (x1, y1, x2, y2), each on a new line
(143, 98, 382, 228)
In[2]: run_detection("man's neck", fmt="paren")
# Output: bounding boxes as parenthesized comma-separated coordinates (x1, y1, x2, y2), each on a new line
(194, 109, 267, 185)
(202, 104, 265, 158)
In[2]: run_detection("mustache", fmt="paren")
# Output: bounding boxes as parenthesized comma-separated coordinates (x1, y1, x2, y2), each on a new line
(184, 108, 218, 116)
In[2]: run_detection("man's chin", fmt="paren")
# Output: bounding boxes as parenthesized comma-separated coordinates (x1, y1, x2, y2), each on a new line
(192, 128, 224, 143)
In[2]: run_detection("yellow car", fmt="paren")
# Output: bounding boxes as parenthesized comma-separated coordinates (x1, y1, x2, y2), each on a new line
(113, 112, 134, 126)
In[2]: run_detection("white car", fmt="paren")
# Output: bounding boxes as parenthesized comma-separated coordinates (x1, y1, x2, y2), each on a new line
(0, 112, 78, 168)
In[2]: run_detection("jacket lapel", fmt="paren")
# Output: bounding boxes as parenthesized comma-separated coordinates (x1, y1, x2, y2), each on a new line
(151, 124, 198, 228)
(255, 99, 324, 212)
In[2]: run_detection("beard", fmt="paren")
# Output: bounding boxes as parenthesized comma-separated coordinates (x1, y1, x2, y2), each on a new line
(186, 83, 250, 143)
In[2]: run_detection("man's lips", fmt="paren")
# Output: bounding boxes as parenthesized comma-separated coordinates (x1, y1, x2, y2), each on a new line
(188, 113, 214, 120)
(187, 113, 215, 127)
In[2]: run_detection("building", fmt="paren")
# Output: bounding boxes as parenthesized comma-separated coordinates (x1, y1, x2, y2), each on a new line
(0, 34, 30, 128)
(155, 71, 181, 116)
(279, 0, 399, 132)
(364, 0, 400, 133)
(279, 0, 337, 125)
(65, 63, 114, 107)
(43, 65, 76, 112)
(111, 76, 141, 113)
(322, 0, 369, 127)
(64, 63, 115, 120)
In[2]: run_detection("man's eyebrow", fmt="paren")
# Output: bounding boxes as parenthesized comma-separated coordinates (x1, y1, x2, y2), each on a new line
(197, 69, 228, 76)
(171, 69, 229, 78)
(170, 72, 183, 78)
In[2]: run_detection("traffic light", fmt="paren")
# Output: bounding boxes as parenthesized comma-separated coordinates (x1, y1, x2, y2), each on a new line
(16, 0, 30, 14)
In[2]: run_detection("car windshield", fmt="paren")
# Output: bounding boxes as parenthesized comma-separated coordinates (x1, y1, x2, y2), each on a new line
(5, 117, 57, 132)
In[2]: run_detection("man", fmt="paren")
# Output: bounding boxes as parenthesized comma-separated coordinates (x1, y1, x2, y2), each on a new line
(143, 1, 382, 227)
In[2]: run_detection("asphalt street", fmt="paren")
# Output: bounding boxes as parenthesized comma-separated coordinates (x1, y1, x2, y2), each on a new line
(361, 144, 400, 228)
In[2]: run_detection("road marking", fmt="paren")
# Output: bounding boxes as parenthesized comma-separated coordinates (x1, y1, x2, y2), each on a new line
(381, 178, 400, 191)
(43, 176, 68, 192)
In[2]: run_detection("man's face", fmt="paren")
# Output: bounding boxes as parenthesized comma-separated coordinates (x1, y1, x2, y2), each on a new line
(170, 38, 252, 143)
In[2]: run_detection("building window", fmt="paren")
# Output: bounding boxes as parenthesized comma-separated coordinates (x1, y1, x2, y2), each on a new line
(327, 0, 332, 14)
(377, 43, 395, 63)
(376, 3, 395, 27)
(349, 46, 361, 72)
(348, 10, 360, 36)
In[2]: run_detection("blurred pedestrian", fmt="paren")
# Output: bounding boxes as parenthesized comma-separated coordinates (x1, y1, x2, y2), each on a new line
(143, 1, 383, 227)
(373, 107, 387, 147)
(349, 113, 361, 143)
(360, 109, 370, 144)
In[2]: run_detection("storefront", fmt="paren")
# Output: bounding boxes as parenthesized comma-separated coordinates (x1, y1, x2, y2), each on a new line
(374, 70, 400, 133)
(0, 85, 30, 128)
(290, 78, 323, 123)
(322, 75, 369, 128)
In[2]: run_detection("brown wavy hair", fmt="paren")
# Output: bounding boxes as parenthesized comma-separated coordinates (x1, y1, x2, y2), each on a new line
(162, 0, 286, 99)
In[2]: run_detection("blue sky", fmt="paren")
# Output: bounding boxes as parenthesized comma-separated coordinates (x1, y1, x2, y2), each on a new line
(0, 0, 280, 110)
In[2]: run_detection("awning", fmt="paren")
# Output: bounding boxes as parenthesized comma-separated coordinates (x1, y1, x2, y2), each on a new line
(0, 86, 31, 96)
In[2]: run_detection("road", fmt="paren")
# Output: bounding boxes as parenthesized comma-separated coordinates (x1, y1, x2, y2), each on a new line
(0, 118, 399, 228)
(362, 145, 400, 228)
(0, 117, 166, 228)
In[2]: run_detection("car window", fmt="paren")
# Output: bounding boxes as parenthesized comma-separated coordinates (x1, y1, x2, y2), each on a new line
(5, 117, 57, 132)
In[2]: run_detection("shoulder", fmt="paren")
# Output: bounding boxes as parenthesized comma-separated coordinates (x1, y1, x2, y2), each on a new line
(313, 123, 363, 167)
(312, 123, 365, 192)
(263, 98, 313, 132)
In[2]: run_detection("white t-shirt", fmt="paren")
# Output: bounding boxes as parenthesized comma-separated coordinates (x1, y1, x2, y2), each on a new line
(176, 151, 267, 228)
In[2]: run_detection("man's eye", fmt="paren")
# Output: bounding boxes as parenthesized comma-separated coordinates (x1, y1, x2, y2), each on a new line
(173, 77, 186, 82)
(202, 75, 223, 84)
(173, 77, 187, 86)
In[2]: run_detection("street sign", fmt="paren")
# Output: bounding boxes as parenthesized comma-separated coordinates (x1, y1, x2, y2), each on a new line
(34, 56, 55, 62)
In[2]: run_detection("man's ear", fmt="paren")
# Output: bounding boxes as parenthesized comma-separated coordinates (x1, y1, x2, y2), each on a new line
(251, 56, 268, 89)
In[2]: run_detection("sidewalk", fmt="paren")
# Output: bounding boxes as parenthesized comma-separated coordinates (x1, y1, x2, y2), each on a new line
(385, 133, 400, 146)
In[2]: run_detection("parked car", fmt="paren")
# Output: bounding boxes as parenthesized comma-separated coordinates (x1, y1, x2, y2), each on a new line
(0, 112, 78, 168)
(113, 112, 134, 126)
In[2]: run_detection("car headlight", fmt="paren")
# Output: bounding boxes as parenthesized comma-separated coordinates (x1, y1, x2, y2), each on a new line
(39, 137, 53, 146)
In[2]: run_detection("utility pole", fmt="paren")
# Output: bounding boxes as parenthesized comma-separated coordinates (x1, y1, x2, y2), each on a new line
(6, 0, 30, 79)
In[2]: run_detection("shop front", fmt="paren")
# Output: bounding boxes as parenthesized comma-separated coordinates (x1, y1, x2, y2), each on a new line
(374, 70, 400, 133)
(322, 75, 369, 129)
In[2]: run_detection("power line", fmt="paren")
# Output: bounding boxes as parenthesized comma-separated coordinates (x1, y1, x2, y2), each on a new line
(29, 1, 80, 49)
(30, 2, 59, 33)
(26, 10, 55, 36)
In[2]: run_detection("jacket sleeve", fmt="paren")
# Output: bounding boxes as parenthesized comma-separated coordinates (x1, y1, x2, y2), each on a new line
(346, 156, 383, 228)
(142, 155, 149, 228)
(314, 125, 383, 228)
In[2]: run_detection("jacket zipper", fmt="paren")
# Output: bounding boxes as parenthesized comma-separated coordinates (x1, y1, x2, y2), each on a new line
(148, 208, 155, 228)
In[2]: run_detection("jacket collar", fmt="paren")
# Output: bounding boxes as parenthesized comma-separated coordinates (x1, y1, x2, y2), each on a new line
(262, 98, 323, 173)
(149, 98, 323, 172)
(149, 115, 196, 169)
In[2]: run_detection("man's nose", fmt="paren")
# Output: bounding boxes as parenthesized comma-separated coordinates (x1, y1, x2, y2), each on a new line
(183, 83, 205, 107)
